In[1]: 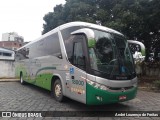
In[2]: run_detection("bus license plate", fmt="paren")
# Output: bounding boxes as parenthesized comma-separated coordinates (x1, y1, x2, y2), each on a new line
(119, 95, 127, 100)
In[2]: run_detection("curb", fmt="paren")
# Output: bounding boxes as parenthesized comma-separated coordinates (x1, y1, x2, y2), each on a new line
(0, 79, 19, 82)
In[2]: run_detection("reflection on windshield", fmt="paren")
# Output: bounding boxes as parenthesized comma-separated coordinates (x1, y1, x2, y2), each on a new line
(89, 29, 135, 80)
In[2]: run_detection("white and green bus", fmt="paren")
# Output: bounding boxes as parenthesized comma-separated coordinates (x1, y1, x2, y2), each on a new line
(15, 22, 143, 105)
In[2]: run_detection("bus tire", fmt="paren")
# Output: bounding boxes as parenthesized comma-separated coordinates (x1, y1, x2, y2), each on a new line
(20, 73, 25, 85)
(53, 79, 65, 102)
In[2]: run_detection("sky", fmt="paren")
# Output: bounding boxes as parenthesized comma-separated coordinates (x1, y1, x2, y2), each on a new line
(0, 0, 66, 42)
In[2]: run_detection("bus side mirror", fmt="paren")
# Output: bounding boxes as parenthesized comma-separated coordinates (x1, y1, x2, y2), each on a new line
(127, 40, 145, 63)
(71, 28, 96, 48)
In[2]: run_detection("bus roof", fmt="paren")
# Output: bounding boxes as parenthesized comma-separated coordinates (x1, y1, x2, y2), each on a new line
(59, 21, 123, 36)
(17, 21, 123, 51)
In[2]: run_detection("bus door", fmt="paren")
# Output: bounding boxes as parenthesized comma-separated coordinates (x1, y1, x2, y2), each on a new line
(67, 35, 87, 104)
(127, 40, 145, 63)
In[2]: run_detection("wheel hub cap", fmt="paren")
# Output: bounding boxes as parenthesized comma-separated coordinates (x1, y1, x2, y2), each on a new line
(55, 84, 61, 97)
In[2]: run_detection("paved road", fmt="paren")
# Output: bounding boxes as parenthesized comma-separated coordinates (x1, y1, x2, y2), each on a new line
(0, 82, 160, 120)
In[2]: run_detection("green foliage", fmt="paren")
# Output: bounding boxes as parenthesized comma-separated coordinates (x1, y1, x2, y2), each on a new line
(42, 0, 160, 60)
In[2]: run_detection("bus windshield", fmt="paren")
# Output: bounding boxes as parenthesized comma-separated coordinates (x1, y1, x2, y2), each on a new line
(89, 29, 136, 80)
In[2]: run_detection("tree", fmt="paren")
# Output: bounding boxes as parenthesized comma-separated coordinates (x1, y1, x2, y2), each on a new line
(42, 0, 160, 60)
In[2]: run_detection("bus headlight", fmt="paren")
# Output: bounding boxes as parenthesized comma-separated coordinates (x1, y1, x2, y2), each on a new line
(87, 79, 94, 85)
(100, 85, 108, 91)
(86, 79, 109, 91)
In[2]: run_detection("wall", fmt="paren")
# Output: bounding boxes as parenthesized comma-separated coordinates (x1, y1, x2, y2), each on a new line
(136, 63, 160, 78)
(0, 60, 15, 78)
(145, 67, 160, 77)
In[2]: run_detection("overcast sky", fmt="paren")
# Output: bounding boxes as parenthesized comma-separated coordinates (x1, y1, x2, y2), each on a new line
(0, 0, 66, 42)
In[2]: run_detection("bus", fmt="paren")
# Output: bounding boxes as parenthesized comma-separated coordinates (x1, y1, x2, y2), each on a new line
(15, 22, 144, 105)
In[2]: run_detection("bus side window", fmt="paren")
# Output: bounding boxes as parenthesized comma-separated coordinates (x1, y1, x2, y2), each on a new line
(61, 26, 81, 62)
(45, 33, 62, 58)
(73, 42, 85, 70)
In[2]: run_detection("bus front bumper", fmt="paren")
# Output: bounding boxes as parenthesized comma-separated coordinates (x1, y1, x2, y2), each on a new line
(86, 83, 137, 105)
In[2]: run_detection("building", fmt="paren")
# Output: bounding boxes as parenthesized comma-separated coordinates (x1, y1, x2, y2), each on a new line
(2, 32, 24, 42)
(0, 41, 23, 51)
(0, 32, 24, 50)
(0, 47, 15, 60)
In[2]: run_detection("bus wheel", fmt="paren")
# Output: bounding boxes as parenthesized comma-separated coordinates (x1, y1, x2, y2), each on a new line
(53, 79, 65, 102)
(20, 73, 25, 85)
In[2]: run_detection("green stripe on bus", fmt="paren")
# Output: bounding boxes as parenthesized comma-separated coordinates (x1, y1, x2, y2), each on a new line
(36, 67, 56, 75)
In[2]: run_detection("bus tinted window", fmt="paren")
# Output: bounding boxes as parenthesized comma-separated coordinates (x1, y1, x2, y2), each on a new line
(45, 33, 61, 57)
(16, 32, 61, 59)
(29, 32, 61, 58)
(73, 42, 85, 70)
(61, 26, 81, 61)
